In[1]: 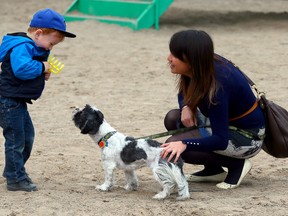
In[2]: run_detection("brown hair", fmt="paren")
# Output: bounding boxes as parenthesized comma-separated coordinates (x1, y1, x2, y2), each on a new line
(169, 29, 217, 113)
(27, 27, 65, 41)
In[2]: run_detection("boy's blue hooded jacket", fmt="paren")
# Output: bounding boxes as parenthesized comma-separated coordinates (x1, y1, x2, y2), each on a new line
(0, 32, 49, 102)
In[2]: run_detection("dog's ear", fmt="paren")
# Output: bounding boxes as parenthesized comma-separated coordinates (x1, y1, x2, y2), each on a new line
(96, 109, 104, 122)
(81, 122, 93, 134)
(80, 109, 104, 134)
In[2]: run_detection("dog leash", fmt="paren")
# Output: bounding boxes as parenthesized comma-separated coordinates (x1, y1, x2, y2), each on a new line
(136, 126, 199, 140)
(136, 125, 259, 140)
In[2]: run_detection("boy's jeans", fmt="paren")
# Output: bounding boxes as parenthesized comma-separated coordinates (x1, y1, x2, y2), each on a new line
(0, 96, 34, 184)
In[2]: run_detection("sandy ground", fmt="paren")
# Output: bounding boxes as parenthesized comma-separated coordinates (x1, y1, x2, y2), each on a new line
(0, 0, 288, 215)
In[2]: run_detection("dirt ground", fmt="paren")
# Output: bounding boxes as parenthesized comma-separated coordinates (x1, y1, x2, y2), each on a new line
(0, 0, 288, 215)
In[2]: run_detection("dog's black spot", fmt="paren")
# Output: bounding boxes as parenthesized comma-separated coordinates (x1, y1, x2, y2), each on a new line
(120, 141, 147, 164)
(73, 104, 104, 134)
(146, 139, 161, 148)
(125, 137, 135, 142)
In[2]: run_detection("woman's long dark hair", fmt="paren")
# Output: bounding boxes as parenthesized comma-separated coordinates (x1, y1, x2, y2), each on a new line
(169, 29, 217, 113)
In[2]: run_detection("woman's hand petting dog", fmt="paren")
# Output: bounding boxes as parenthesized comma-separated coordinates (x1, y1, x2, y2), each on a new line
(160, 141, 187, 163)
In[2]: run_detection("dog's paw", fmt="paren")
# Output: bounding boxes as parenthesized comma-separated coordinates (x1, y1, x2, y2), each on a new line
(176, 194, 190, 201)
(152, 191, 169, 200)
(124, 183, 138, 191)
(95, 184, 110, 191)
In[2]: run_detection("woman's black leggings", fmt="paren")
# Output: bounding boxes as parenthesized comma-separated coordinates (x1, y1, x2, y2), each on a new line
(164, 109, 246, 184)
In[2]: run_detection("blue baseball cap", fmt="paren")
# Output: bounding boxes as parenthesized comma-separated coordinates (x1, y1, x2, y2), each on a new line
(30, 8, 76, 38)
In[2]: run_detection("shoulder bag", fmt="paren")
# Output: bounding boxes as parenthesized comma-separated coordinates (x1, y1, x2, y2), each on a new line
(239, 70, 288, 158)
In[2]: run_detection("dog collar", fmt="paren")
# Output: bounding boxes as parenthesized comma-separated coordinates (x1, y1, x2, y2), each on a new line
(98, 131, 117, 148)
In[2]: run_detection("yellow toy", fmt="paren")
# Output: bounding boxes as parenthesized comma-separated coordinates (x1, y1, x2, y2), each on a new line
(48, 56, 64, 74)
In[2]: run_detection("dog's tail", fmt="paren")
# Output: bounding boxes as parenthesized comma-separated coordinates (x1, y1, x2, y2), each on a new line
(153, 159, 190, 200)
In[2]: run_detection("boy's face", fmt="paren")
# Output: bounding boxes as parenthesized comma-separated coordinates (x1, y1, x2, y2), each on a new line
(34, 29, 64, 51)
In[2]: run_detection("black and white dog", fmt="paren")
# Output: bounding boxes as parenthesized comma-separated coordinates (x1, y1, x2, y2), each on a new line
(72, 104, 190, 200)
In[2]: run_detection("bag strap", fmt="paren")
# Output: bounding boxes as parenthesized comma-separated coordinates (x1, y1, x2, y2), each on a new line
(229, 100, 258, 121)
(227, 59, 268, 113)
(229, 60, 266, 101)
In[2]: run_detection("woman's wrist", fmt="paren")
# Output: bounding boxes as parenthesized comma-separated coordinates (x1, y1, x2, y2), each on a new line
(182, 105, 189, 110)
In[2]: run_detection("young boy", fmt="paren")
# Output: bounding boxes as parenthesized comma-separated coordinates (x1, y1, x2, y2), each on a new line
(0, 8, 76, 192)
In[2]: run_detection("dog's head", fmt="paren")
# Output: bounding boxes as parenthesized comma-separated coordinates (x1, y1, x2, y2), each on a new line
(72, 104, 104, 135)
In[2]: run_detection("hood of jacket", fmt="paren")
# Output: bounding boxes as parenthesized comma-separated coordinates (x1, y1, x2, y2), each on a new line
(0, 32, 35, 62)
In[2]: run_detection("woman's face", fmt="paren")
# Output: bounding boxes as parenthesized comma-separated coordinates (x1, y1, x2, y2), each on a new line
(167, 53, 192, 77)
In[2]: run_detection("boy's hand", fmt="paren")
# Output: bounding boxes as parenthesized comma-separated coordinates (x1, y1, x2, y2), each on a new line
(44, 71, 51, 81)
(43, 61, 50, 73)
(43, 61, 51, 81)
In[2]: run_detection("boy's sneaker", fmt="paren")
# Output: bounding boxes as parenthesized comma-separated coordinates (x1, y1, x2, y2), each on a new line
(26, 175, 33, 184)
(7, 179, 38, 192)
